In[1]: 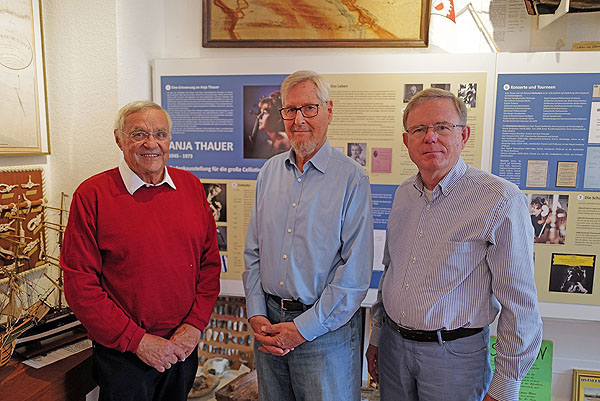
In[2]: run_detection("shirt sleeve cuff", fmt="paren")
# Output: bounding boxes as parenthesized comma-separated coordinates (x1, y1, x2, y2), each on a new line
(245, 294, 267, 319)
(294, 308, 328, 341)
(487, 373, 522, 401)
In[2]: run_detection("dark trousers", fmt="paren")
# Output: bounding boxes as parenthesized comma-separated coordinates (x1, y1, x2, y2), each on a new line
(92, 343, 198, 401)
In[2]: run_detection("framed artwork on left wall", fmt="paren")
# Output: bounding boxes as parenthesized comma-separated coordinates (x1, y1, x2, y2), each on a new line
(0, 0, 49, 155)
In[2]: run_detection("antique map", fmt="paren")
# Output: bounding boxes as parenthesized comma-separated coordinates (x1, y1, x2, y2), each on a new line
(0, 0, 44, 153)
(207, 0, 424, 42)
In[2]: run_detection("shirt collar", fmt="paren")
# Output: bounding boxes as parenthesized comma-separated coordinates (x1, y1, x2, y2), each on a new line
(413, 157, 467, 197)
(118, 159, 176, 195)
(285, 139, 332, 174)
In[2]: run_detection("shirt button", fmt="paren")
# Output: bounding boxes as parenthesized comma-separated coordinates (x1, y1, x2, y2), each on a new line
(419, 231, 423, 237)
(283, 254, 288, 259)
(426, 205, 430, 210)
(292, 203, 297, 207)
(297, 178, 302, 182)
(405, 284, 409, 289)
(402, 311, 406, 317)
(412, 257, 416, 263)
(279, 281, 284, 286)
(287, 228, 292, 233)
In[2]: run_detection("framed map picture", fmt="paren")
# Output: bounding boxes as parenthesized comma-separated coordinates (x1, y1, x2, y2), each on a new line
(0, 0, 49, 155)
(203, 0, 430, 48)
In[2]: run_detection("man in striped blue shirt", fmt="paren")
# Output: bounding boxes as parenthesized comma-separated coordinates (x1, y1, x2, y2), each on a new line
(366, 88, 542, 401)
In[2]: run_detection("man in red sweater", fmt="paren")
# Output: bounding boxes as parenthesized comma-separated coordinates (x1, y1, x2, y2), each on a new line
(61, 100, 221, 400)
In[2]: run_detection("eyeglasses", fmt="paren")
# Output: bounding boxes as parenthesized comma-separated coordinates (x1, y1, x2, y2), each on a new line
(406, 122, 465, 137)
(120, 129, 170, 142)
(279, 104, 322, 120)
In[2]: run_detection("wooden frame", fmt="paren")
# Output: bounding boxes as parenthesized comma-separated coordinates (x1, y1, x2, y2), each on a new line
(0, 0, 50, 155)
(573, 369, 600, 401)
(202, 0, 430, 48)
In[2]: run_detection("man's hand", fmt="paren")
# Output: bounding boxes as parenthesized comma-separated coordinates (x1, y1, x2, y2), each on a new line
(483, 394, 498, 401)
(253, 321, 306, 356)
(366, 344, 379, 383)
(249, 316, 292, 356)
(169, 323, 202, 361)
(135, 333, 186, 372)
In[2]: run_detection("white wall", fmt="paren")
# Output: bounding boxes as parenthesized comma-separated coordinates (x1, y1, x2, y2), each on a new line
(13, 1, 599, 400)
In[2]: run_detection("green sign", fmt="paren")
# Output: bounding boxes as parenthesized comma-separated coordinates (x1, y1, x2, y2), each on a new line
(490, 337, 553, 401)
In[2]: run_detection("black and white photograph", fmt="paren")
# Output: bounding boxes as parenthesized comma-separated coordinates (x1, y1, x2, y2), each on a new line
(403, 83, 423, 103)
(204, 183, 227, 222)
(347, 142, 367, 166)
(216, 225, 227, 252)
(458, 83, 477, 108)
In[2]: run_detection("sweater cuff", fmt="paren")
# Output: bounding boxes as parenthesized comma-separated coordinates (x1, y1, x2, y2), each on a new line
(487, 372, 521, 401)
(125, 325, 147, 354)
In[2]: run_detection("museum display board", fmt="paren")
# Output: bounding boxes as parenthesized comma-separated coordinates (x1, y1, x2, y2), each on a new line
(153, 52, 600, 319)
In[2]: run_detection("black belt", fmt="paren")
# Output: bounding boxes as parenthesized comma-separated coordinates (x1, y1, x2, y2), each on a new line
(267, 294, 313, 312)
(385, 313, 483, 342)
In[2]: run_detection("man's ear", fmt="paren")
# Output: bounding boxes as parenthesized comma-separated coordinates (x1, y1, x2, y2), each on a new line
(114, 130, 123, 150)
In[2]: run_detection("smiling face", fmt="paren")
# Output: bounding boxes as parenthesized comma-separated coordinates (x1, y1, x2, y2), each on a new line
(114, 108, 170, 184)
(403, 98, 470, 189)
(282, 80, 332, 162)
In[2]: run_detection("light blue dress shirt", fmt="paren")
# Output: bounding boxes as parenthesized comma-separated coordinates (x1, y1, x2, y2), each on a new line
(243, 140, 374, 341)
(370, 157, 542, 401)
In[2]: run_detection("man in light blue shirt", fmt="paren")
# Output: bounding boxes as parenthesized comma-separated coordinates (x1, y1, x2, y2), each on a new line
(243, 70, 373, 401)
(367, 88, 542, 401)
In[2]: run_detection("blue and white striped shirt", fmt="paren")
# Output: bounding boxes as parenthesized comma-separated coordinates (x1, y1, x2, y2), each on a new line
(370, 158, 542, 401)
(244, 140, 374, 342)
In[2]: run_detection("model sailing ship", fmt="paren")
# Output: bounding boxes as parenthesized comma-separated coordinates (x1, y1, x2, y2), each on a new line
(0, 169, 81, 367)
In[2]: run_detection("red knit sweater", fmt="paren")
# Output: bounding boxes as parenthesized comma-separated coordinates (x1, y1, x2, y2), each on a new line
(61, 167, 221, 353)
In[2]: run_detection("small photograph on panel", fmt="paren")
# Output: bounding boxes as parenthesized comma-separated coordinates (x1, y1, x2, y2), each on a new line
(216, 225, 227, 252)
(403, 84, 423, 103)
(348, 142, 367, 166)
(548, 253, 595, 295)
(528, 193, 568, 244)
(243, 85, 290, 159)
(458, 83, 477, 108)
(593, 84, 600, 98)
(204, 183, 227, 222)
(431, 83, 451, 91)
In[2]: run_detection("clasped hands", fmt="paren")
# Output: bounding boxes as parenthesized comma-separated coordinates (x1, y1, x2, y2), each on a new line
(249, 315, 306, 356)
(135, 323, 201, 372)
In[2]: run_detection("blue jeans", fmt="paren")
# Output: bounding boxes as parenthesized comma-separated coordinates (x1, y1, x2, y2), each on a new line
(254, 296, 362, 401)
(379, 322, 492, 401)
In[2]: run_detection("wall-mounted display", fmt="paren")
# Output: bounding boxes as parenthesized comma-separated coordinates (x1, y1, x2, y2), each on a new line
(0, 0, 49, 155)
(202, 0, 430, 48)
(572, 369, 600, 401)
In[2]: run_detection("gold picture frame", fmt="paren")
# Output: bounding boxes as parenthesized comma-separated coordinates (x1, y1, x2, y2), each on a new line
(203, 0, 430, 48)
(0, 0, 50, 155)
(573, 369, 600, 401)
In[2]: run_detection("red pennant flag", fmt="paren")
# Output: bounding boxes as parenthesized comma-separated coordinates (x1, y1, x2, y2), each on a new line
(432, 0, 456, 23)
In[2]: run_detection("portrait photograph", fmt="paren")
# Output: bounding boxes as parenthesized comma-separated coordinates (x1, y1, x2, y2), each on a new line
(347, 142, 367, 166)
(204, 183, 227, 222)
(403, 83, 423, 103)
(548, 253, 595, 295)
(243, 85, 290, 160)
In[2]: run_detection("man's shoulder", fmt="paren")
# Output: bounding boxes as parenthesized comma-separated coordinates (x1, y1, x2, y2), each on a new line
(328, 150, 369, 180)
(464, 166, 522, 198)
(76, 167, 119, 193)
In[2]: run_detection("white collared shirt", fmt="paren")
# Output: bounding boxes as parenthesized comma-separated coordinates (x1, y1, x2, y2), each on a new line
(118, 159, 176, 195)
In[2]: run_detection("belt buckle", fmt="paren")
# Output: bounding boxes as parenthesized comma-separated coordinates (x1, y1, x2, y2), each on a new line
(280, 298, 293, 311)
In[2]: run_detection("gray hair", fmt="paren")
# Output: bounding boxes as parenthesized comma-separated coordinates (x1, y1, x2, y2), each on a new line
(114, 100, 172, 133)
(403, 88, 467, 130)
(280, 70, 330, 104)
